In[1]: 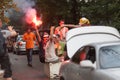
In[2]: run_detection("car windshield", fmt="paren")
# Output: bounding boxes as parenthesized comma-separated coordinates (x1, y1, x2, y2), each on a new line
(99, 45, 120, 69)
(17, 37, 24, 42)
(17, 35, 23, 41)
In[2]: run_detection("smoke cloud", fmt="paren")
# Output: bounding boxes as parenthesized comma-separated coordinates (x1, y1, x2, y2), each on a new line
(13, 0, 41, 26)
(13, 0, 35, 13)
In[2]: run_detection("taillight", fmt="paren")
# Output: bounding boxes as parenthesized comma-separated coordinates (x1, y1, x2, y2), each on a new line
(18, 42, 22, 46)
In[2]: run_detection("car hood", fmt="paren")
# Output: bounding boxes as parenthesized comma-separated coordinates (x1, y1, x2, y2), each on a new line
(101, 68, 120, 79)
(66, 26, 120, 58)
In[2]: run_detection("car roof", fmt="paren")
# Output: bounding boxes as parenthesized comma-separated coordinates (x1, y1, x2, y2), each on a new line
(66, 26, 120, 41)
(66, 26, 120, 58)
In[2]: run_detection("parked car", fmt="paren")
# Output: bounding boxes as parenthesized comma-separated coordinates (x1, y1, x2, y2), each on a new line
(59, 26, 120, 80)
(13, 35, 39, 54)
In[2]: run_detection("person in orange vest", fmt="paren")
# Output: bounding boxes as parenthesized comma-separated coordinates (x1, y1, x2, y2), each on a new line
(54, 20, 68, 41)
(23, 28, 36, 67)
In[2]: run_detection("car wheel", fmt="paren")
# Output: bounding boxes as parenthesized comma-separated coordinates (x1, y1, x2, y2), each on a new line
(60, 76, 65, 80)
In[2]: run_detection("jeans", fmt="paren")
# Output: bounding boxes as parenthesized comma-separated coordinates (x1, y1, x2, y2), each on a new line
(26, 49, 33, 64)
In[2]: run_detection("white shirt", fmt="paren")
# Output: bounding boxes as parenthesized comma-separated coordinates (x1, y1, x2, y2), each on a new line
(45, 40, 59, 62)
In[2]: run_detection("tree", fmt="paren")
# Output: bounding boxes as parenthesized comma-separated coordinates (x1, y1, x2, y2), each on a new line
(36, 0, 69, 28)
(0, 0, 16, 23)
(68, 0, 79, 24)
(78, 0, 120, 29)
(34, 0, 120, 29)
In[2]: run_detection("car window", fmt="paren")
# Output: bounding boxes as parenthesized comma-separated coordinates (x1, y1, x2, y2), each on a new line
(16, 35, 23, 41)
(20, 38, 24, 41)
(86, 47, 96, 63)
(99, 45, 120, 69)
(71, 46, 96, 64)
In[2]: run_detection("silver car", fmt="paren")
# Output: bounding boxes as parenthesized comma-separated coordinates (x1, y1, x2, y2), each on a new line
(59, 26, 120, 80)
(13, 35, 39, 54)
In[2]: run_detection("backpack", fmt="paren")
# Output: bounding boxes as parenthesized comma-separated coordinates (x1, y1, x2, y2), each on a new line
(0, 30, 5, 56)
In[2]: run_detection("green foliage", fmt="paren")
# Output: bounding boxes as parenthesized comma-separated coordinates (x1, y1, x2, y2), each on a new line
(1, 0, 119, 30)
(35, 0, 120, 29)
(36, 0, 69, 27)
(80, 0, 120, 29)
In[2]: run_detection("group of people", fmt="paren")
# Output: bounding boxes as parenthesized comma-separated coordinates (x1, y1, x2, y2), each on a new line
(23, 17, 91, 65)
(22, 20, 69, 65)
(0, 17, 90, 80)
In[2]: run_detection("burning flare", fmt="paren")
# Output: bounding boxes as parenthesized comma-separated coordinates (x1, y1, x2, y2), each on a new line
(25, 8, 42, 27)
(33, 16, 42, 27)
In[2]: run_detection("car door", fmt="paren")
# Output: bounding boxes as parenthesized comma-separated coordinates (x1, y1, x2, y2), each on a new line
(82, 46, 96, 80)
(70, 46, 96, 80)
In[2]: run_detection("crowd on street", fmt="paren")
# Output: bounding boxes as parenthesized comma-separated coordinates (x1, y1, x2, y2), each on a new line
(0, 17, 90, 80)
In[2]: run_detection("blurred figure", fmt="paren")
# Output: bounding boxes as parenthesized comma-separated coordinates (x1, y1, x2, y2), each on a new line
(43, 32, 49, 47)
(0, 19, 17, 80)
(54, 20, 68, 58)
(34, 27, 45, 63)
(23, 28, 36, 67)
(79, 46, 90, 61)
(79, 17, 90, 26)
(79, 49, 87, 61)
(54, 34, 61, 56)
(6, 26, 17, 52)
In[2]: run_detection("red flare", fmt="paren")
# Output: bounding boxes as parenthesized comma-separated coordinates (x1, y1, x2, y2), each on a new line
(33, 16, 42, 27)
(25, 8, 42, 28)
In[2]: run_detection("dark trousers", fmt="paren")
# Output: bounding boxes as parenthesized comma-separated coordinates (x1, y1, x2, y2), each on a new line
(0, 55, 12, 78)
(26, 48, 33, 64)
(38, 42, 45, 63)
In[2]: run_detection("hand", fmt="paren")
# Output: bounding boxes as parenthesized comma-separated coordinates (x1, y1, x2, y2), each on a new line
(8, 26, 13, 31)
(50, 26, 55, 31)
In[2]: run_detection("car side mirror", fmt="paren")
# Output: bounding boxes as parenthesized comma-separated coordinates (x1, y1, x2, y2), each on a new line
(80, 60, 95, 69)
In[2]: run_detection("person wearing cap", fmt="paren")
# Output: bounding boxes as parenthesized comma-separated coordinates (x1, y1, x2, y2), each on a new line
(79, 17, 90, 26)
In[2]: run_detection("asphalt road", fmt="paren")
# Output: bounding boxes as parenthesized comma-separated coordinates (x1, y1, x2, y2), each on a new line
(9, 53, 49, 80)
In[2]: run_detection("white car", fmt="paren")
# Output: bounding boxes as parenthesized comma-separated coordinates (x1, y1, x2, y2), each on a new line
(59, 26, 120, 80)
